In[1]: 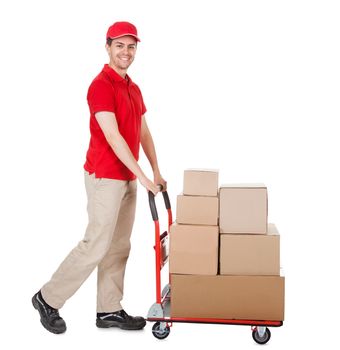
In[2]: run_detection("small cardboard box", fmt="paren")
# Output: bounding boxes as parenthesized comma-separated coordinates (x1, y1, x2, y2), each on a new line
(220, 223, 280, 275)
(176, 195, 218, 225)
(169, 222, 219, 275)
(171, 273, 285, 321)
(183, 169, 219, 196)
(219, 183, 268, 234)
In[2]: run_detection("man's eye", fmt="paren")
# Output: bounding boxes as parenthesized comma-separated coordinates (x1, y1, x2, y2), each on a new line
(116, 45, 123, 48)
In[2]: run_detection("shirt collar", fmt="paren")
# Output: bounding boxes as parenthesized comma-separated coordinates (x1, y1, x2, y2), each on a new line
(102, 64, 131, 84)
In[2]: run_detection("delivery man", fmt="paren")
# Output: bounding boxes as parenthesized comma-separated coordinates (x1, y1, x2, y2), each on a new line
(32, 21, 167, 334)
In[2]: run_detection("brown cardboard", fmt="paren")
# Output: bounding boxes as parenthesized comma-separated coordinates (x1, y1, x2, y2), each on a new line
(176, 195, 218, 225)
(219, 184, 268, 234)
(220, 223, 280, 275)
(169, 222, 219, 275)
(183, 169, 219, 196)
(171, 273, 285, 321)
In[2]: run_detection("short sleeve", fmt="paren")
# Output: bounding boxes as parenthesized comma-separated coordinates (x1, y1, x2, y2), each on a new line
(134, 84, 147, 115)
(141, 94, 147, 115)
(87, 79, 115, 114)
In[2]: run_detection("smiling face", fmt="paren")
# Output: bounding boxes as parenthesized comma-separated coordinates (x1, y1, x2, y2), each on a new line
(106, 35, 137, 77)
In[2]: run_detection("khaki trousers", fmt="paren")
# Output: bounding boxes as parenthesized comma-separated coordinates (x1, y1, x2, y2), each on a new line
(41, 171, 137, 312)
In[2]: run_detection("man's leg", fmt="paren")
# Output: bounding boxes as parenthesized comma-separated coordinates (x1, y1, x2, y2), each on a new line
(96, 179, 137, 312)
(95, 180, 145, 330)
(34, 172, 127, 333)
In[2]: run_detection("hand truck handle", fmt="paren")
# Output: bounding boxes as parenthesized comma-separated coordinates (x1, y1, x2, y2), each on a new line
(148, 185, 172, 305)
(148, 184, 171, 221)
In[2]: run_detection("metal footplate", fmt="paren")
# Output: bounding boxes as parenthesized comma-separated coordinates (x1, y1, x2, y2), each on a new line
(147, 283, 171, 319)
(147, 303, 164, 319)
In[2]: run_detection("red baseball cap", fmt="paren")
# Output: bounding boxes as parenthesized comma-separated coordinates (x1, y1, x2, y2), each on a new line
(106, 21, 140, 42)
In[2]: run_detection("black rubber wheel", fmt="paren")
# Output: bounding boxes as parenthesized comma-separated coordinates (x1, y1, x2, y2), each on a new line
(152, 322, 170, 339)
(252, 327, 271, 345)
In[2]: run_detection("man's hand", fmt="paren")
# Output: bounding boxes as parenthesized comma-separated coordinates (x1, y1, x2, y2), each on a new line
(153, 170, 167, 191)
(138, 175, 160, 195)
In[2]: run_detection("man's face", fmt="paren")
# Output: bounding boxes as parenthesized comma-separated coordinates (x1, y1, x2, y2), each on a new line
(106, 36, 137, 74)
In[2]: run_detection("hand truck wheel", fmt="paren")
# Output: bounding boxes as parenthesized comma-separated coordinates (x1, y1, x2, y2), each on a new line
(152, 322, 170, 339)
(252, 326, 271, 344)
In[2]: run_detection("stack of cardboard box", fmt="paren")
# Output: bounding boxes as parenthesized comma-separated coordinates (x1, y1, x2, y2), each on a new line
(170, 170, 285, 321)
(170, 169, 219, 275)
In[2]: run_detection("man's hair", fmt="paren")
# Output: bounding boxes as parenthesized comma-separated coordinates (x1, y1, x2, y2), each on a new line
(106, 38, 113, 46)
(106, 38, 138, 47)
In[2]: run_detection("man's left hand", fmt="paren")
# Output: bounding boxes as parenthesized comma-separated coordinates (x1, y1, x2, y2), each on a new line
(153, 171, 167, 192)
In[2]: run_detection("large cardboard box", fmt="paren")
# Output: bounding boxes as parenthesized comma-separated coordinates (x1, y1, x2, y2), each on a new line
(183, 169, 219, 196)
(171, 273, 285, 321)
(220, 223, 280, 275)
(169, 222, 219, 275)
(176, 195, 218, 225)
(219, 184, 268, 234)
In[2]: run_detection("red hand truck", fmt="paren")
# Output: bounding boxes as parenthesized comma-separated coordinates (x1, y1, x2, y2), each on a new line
(146, 187, 283, 344)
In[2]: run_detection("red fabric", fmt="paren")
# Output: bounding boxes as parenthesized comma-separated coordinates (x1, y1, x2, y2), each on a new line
(106, 21, 140, 41)
(84, 64, 146, 180)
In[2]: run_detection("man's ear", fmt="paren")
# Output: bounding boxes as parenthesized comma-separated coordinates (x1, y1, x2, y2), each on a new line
(105, 44, 110, 55)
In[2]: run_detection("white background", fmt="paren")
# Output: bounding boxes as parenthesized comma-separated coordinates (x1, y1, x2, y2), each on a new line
(0, 0, 339, 348)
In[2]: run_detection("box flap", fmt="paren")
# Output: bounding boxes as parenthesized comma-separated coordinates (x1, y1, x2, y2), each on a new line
(185, 168, 219, 173)
(220, 183, 266, 189)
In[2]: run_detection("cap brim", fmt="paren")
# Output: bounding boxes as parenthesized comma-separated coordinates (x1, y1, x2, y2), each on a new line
(107, 33, 140, 42)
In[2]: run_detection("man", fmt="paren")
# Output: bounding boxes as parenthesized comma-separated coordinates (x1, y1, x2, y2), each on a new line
(32, 21, 166, 334)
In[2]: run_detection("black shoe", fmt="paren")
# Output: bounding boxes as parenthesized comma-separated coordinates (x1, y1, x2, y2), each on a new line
(32, 291, 66, 334)
(96, 309, 146, 330)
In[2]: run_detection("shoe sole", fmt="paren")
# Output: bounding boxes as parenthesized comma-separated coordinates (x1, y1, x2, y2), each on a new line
(32, 295, 66, 334)
(96, 318, 146, 330)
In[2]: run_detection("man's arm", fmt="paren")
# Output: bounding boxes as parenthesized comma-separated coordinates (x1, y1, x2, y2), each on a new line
(95, 111, 159, 194)
(140, 116, 167, 190)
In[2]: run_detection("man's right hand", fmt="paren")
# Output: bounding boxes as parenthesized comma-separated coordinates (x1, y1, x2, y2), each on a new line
(138, 175, 159, 195)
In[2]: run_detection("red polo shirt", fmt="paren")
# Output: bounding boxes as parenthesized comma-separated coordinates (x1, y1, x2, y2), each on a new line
(84, 64, 146, 180)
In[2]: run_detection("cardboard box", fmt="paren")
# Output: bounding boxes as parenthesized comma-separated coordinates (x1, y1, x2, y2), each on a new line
(219, 184, 268, 234)
(177, 195, 218, 225)
(169, 223, 219, 275)
(220, 223, 280, 275)
(171, 273, 285, 321)
(183, 169, 219, 196)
